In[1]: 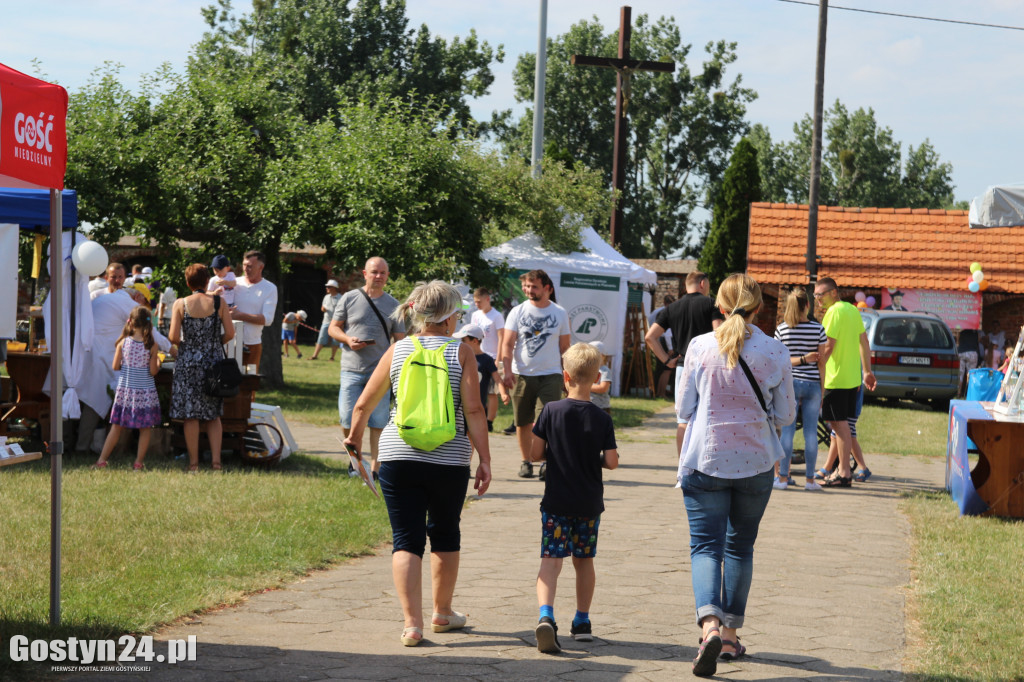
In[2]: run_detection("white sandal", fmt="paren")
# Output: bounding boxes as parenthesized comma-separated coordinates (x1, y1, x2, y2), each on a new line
(400, 626, 423, 646)
(431, 611, 467, 633)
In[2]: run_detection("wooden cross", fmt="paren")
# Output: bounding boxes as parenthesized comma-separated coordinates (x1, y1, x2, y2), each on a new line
(571, 6, 675, 249)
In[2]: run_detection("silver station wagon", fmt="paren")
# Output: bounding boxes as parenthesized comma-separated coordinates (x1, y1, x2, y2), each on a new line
(860, 310, 960, 409)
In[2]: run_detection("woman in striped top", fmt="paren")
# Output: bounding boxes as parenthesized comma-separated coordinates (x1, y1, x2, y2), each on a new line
(345, 280, 492, 648)
(773, 289, 827, 491)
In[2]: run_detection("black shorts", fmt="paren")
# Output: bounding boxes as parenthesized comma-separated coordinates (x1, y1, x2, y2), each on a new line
(821, 387, 860, 422)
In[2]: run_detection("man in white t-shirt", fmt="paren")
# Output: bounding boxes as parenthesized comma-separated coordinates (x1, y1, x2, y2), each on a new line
(90, 262, 126, 300)
(500, 270, 570, 478)
(471, 286, 505, 431)
(230, 250, 278, 369)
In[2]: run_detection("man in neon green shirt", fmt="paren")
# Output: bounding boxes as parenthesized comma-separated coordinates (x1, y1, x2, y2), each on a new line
(815, 277, 877, 486)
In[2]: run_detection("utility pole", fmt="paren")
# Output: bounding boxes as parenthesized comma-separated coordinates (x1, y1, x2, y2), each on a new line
(806, 0, 828, 284)
(530, 0, 548, 178)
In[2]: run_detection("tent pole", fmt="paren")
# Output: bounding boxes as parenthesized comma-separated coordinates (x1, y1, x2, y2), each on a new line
(48, 189, 63, 627)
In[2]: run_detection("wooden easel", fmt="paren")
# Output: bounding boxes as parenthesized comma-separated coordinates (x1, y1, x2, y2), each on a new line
(622, 292, 654, 396)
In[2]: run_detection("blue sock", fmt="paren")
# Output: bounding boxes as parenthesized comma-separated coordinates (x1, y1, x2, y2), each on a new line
(539, 605, 554, 622)
(573, 610, 589, 626)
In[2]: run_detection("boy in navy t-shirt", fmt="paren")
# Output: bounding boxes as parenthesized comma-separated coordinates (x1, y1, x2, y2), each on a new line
(454, 323, 509, 427)
(529, 342, 618, 653)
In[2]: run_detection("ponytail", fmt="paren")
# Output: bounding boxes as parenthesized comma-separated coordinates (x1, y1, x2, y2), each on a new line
(392, 280, 463, 335)
(713, 273, 763, 368)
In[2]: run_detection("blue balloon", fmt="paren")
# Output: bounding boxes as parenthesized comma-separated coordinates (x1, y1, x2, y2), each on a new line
(968, 281, 980, 293)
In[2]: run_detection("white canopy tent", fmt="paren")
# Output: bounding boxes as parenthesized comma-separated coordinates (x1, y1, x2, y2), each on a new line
(481, 227, 658, 396)
(969, 183, 1024, 228)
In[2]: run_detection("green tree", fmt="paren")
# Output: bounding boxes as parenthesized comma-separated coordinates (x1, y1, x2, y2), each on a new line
(494, 14, 756, 258)
(196, 0, 502, 129)
(698, 138, 761, 288)
(749, 101, 957, 208)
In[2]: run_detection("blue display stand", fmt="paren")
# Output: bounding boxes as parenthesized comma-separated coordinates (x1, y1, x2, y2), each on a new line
(946, 400, 991, 516)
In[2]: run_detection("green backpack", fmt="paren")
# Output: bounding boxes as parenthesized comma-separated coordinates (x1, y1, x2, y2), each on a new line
(395, 337, 458, 451)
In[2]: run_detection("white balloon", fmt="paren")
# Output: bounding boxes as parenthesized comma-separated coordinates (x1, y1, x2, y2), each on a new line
(71, 240, 109, 277)
(972, 270, 985, 283)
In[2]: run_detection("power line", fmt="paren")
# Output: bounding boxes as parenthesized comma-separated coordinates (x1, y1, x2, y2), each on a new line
(774, 0, 1024, 32)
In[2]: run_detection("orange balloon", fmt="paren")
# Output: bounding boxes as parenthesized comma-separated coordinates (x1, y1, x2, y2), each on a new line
(979, 280, 990, 291)
(856, 301, 868, 309)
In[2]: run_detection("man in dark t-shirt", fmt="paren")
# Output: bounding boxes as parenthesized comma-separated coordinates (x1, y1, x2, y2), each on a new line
(644, 271, 724, 452)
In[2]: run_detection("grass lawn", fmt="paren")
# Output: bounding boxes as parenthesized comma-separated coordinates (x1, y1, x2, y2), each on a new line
(790, 398, 949, 458)
(0, 453, 389, 677)
(902, 491, 1024, 681)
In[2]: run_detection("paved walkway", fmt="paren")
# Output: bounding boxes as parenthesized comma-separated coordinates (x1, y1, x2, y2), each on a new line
(78, 407, 945, 681)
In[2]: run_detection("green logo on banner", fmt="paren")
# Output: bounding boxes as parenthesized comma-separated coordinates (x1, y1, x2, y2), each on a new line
(568, 304, 609, 343)
(576, 318, 598, 335)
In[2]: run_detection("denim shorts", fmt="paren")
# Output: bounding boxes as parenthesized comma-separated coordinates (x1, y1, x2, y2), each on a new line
(339, 370, 390, 429)
(378, 460, 471, 557)
(281, 329, 296, 341)
(540, 510, 601, 559)
(317, 322, 338, 347)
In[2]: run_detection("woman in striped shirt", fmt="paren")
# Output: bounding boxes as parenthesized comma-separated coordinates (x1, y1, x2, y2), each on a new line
(773, 289, 827, 491)
(344, 280, 492, 648)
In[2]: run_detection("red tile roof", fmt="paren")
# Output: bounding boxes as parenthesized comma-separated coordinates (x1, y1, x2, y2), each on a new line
(746, 203, 1022, 293)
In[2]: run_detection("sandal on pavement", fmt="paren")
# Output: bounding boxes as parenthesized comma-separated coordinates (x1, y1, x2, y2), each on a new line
(400, 626, 423, 647)
(823, 474, 852, 488)
(814, 468, 830, 480)
(693, 627, 722, 677)
(431, 611, 467, 633)
(854, 468, 872, 482)
(720, 637, 746, 660)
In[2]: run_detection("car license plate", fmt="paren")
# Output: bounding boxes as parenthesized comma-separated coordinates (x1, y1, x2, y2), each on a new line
(899, 356, 931, 366)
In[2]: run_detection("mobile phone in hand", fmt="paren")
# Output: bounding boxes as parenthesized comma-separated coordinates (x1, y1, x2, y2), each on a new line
(362, 339, 376, 345)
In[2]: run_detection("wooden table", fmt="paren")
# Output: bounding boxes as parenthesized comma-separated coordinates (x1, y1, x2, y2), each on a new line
(1, 351, 52, 439)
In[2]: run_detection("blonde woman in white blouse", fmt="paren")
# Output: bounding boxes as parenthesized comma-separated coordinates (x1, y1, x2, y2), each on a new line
(675, 273, 795, 676)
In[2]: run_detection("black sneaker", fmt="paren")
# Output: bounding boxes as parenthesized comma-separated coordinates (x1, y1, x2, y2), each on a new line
(347, 463, 358, 478)
(570, 620, 593, 642)
(518, 461, 534, 478)
(535, 616, 561, 653)
(538, 462, 546, 481)
(502, 422, 516, 435)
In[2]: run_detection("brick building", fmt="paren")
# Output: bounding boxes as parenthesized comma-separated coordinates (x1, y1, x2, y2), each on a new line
(631, 258, 699, 309)
(745, 203, 1024, 339)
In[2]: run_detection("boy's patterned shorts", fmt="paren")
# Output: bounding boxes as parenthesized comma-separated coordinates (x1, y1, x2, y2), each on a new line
(540, 510, 601, 558)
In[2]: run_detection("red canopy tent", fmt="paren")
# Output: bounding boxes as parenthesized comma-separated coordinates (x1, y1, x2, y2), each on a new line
(1, 61, 69, 625)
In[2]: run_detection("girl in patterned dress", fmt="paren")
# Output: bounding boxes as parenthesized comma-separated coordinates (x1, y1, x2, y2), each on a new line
(93, 306, 162, 471)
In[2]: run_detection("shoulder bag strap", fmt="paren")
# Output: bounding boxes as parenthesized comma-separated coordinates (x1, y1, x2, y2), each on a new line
(213, 295, 229, 360)
(358, 288, 391, 340)
(736, 355, 768, 415)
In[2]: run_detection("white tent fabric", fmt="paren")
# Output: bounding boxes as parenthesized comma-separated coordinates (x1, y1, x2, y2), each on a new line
(969, 184, 1024, 228)
(481, 227, 658, 396)
(42, 231, 95, 419)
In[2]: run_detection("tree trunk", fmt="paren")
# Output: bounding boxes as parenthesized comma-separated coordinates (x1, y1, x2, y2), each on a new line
(258, 237, 285, 390)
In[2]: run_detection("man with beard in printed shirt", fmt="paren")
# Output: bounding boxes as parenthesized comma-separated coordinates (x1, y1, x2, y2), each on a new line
(501, 270, 571, 479)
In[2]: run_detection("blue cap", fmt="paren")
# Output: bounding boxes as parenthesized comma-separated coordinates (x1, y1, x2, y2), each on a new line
(211, 254, 230, 270)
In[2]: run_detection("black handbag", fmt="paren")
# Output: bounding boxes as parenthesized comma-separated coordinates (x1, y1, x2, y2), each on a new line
(204, 296, 244, 398)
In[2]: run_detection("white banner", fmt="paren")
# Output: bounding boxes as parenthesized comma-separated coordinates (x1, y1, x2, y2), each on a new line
(0, 224, 18, 339)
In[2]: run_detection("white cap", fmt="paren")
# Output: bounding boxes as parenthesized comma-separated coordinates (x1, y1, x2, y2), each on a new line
(589, 340, 609, 354)
(454, 323, 485, 340)
(326, 279, 340, 288)
(141, 266, 153, 275)
(296, 310, 308, 320)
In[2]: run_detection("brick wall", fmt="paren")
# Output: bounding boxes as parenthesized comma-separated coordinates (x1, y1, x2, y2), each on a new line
(653, 276, 684, 309)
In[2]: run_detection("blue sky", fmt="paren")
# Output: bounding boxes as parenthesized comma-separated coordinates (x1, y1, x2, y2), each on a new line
(3, 0, 1023, 206)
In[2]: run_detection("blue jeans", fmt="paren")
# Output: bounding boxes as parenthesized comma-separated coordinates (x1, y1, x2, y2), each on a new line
(339, 370, 390, 429)
(779, 379, 822, 478)
(681, 469, 773, 628)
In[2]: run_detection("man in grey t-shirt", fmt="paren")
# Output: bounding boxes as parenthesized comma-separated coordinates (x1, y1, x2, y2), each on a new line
(329, 257, 406, 476)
